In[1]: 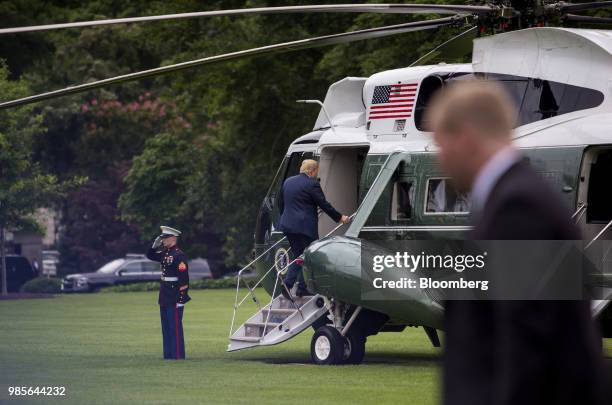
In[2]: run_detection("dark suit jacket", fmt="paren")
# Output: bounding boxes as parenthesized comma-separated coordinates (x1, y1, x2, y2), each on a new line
(278, 173, 342, 240)
(444, 161, 604, 405)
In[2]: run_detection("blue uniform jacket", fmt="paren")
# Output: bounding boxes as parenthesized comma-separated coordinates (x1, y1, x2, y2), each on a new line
(278, 173, 342, 240)
(146, 245, 190, 307)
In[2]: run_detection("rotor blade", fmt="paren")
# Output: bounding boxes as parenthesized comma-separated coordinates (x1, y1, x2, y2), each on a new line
(410, 25, 477, 66)
(0, 4, 493, 35)
(554, 1, 612, 13)
(0, 16, 463, 109)
(565, 13, 612, 24)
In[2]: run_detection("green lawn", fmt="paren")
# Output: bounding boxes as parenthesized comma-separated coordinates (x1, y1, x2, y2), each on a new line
(1, 290, 611, 405)
(0, 290, 442, 405)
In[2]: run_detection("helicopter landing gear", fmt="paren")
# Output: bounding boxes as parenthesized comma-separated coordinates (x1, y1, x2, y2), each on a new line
(342, 327, 366, 364)
(310, 325, 367, 365)
(310, 302, 370, 365)
(311, 325, 344, 365)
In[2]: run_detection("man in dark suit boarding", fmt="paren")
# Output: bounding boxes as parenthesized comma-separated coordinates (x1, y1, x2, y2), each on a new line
(278, 159, 350, 297)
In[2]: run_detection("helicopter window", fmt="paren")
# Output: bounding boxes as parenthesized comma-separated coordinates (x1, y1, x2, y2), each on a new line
(285, 151, 314, 179)
(519, 79, 603, 125)
(391, 180, 415, 221)
(415, 72, 604, 131)
(425, 178, 470, 215)
(586, 150, 612, 224)
(414, 76, 444, 131)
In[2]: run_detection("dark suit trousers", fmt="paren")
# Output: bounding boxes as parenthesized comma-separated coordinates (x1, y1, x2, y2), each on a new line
(284, 233, 315, 289)
(160, 305, 185, 360)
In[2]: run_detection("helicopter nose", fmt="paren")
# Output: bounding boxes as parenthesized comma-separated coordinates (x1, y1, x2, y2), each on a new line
(302, 236, 361, 297)
(302, 235, 444, 329)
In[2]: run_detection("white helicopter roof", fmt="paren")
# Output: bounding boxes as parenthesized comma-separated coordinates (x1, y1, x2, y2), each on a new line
(289, 27, 612, 157)
(473, 27, 612, 90)
(514, 112, 612, 148)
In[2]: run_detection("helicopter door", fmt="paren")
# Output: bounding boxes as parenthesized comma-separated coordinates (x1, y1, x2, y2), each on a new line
(577, 147, 612, 242)
(255, 150, 314, 246)
(272, 151, 314, 228)
(317, 146, 369, 237)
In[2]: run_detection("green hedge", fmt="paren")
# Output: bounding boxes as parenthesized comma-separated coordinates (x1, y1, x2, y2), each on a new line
(101, 277, 237, 293)
(20, 277, 62, 294)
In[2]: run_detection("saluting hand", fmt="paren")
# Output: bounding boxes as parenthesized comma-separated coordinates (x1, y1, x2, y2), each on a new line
(152, 235, 163, 249)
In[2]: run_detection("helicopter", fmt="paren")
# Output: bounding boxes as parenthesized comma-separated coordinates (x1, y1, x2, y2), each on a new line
(229, 10, 612, 364)
(1, 1, 612, 366)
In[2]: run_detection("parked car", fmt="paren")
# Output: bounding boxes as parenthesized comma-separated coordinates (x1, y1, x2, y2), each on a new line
(189, 257, 213, 280)
(223, 268, 258, 281)
(61, 255, 213, 293)
(0, 255, 36, 292)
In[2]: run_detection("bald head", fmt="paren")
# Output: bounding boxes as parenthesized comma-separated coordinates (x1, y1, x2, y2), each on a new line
(427, 80, 517, 192)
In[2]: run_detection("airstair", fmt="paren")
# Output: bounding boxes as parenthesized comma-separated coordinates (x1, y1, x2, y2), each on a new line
(227, 221, 355, 352)
(227, 241, 332, 352)
(228, 293, 328, 351)
(227, 215, 353, 352)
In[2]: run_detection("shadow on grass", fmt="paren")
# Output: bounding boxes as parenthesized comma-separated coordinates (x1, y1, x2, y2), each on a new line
(235, 350, 440, 366)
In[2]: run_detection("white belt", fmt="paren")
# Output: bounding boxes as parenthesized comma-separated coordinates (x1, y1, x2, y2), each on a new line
(161, 277, 178, 282)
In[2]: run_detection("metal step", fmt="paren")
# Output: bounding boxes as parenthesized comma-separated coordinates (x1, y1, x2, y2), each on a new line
(261, 308, 297, 323)
(262, 308, 296, 316)
(277, 295, 313, 309)
(245, 321, 281, 328)
(230, 336, 261, 343)
(228, 294, 328, 352)
(244, 321, 281, 337)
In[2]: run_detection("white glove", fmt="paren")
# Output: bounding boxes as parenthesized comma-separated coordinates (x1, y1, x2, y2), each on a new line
(152, 235, 163, 249)
(176, 303, 185, 307)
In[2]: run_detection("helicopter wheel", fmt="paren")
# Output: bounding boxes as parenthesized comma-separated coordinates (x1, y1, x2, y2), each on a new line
(342, 327, 366, 365)
(311, 325, 344, 365)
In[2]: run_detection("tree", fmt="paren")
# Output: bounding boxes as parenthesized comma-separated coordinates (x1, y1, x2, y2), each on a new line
(58, 162, 142, 275)
(55, 93, 187, 274)
(118, 130, 225, 265)
(1, 0, 482, 272)
(0, 62, 82, 295)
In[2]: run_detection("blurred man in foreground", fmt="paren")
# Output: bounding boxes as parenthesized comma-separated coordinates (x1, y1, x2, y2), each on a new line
(427, 81, 604, 404)
(147, 226, 190, 360)
(278, 159, 350, 297)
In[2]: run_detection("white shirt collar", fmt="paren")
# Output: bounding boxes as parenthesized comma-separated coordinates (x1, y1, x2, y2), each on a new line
(470, 146, 520, 213)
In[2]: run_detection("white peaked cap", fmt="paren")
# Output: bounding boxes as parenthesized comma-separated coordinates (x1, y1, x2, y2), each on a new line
(160, 226, 181, 237)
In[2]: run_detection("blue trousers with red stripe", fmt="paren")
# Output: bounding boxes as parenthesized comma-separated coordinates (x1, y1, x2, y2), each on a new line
(160, 305, 185, 360)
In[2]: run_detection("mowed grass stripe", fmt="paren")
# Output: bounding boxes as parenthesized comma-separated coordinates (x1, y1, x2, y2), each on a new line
(0, 289, 610, 404)
(0, 290, 439, 405)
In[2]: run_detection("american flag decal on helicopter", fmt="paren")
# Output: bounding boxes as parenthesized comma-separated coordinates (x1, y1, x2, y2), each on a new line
(368, 83, 418, 120)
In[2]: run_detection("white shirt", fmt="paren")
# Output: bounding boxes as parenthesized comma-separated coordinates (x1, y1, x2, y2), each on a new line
(470, 146, 520, 214)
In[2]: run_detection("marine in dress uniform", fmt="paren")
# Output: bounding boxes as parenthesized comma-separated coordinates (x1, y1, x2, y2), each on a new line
(146, 226, 190, 360)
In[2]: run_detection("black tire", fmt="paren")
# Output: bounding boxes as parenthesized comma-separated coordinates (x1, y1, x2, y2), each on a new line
(311, 325, 344, 365)
(342, 327, 366, 365)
